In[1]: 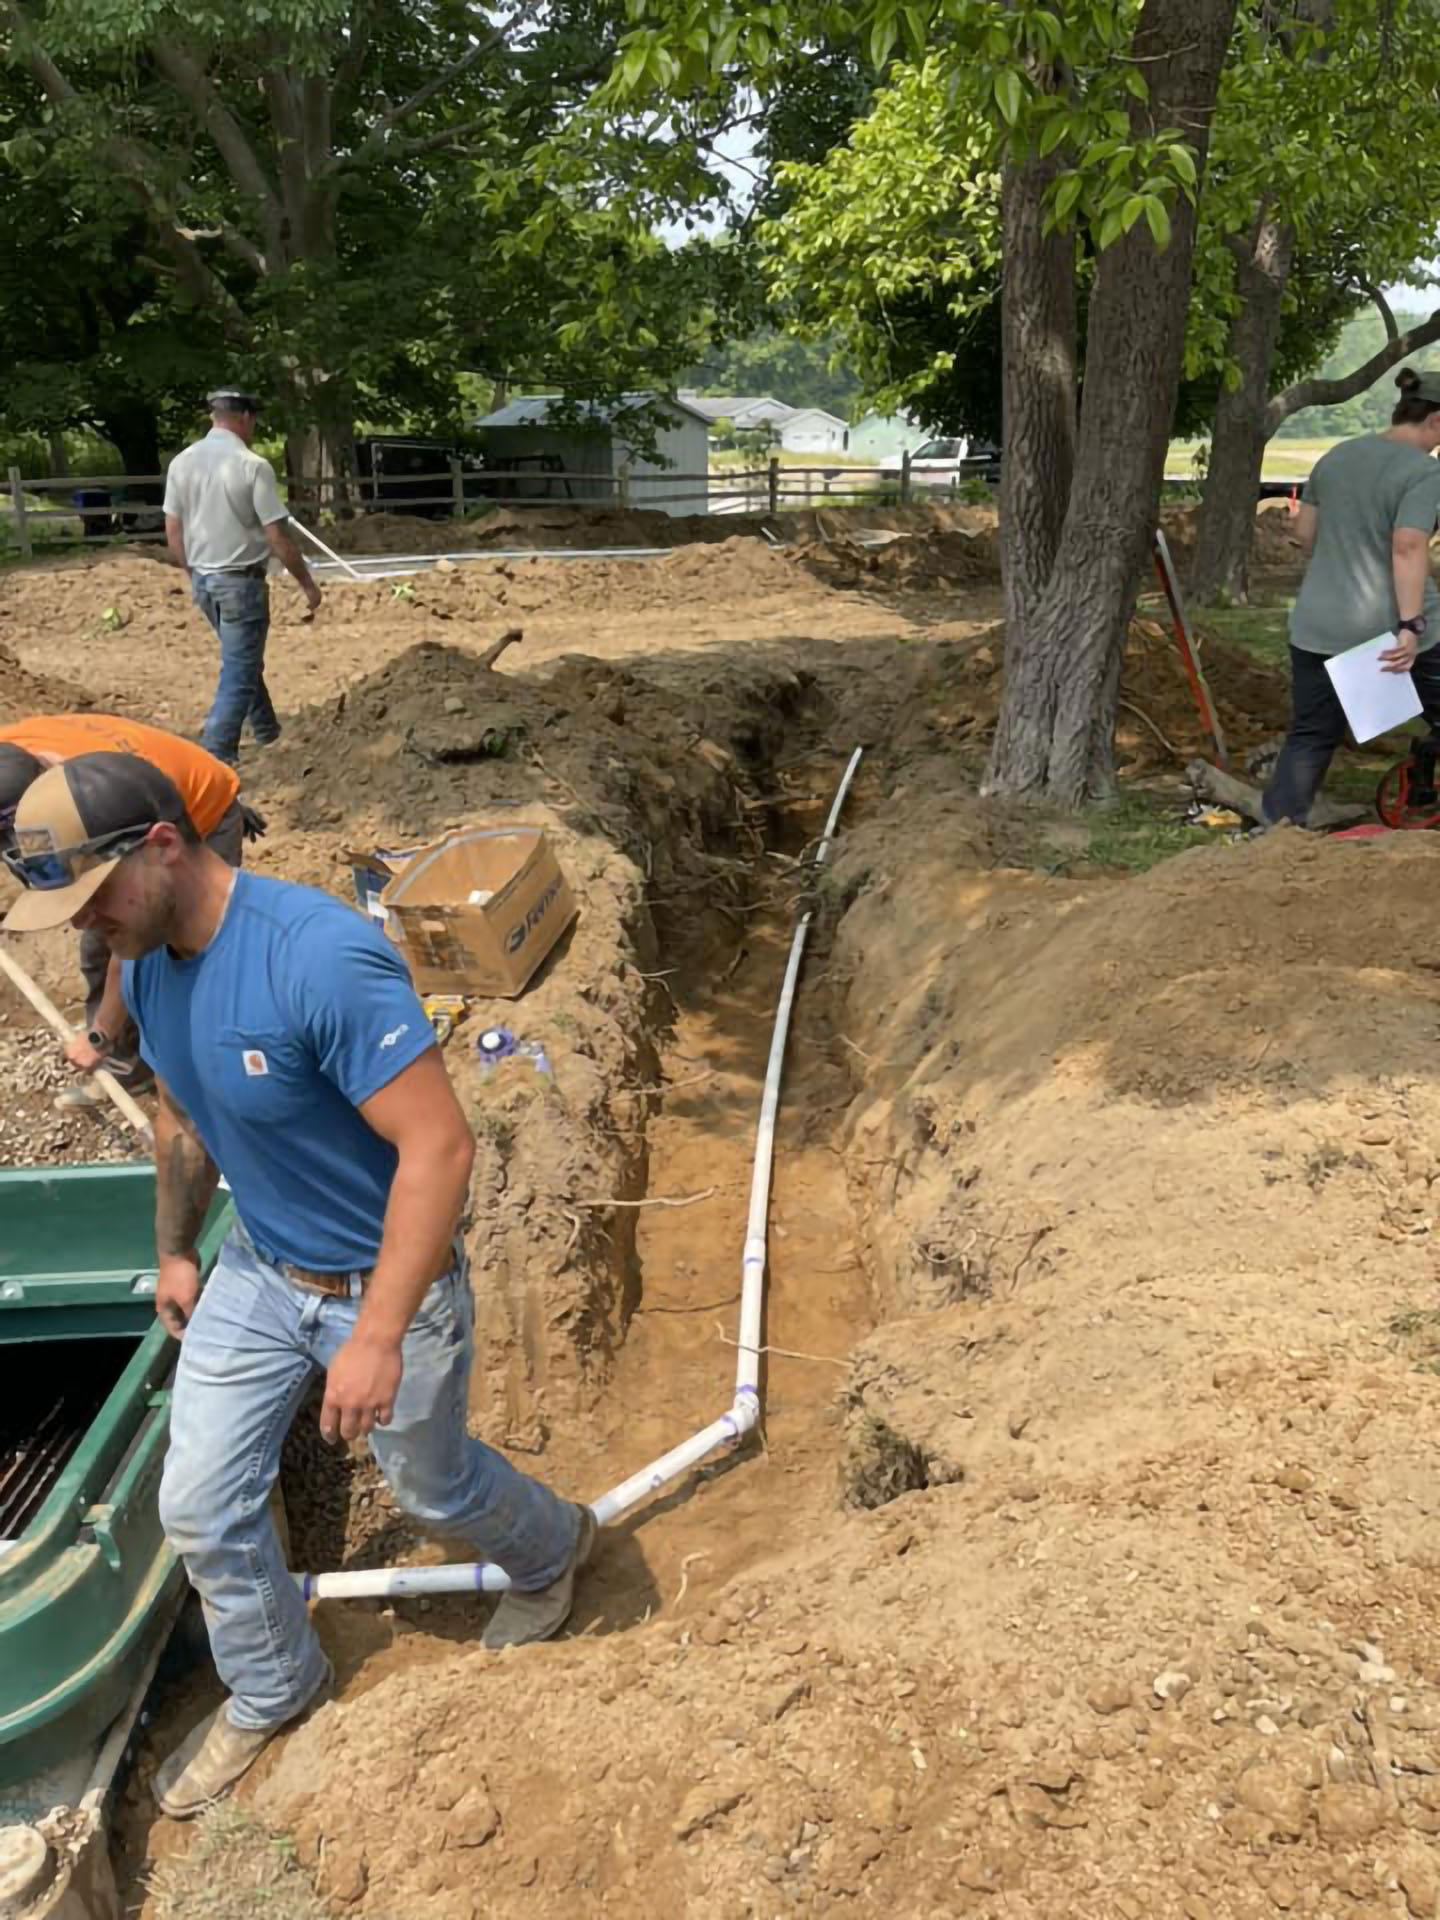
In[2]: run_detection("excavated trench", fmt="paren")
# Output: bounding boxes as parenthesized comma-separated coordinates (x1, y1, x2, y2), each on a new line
(109, 670, 885, 1908)
(268, 689, 879, 1623)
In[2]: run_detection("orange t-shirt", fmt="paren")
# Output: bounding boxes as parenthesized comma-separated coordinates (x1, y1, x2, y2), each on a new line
(0, 714, 240, 837)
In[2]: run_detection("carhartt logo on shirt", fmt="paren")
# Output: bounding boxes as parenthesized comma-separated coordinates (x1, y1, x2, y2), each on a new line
(379, 1024, 409, 1050)
(243, 1049, 269, 1076)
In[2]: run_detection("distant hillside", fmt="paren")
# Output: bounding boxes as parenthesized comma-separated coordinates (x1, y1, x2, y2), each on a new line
(1278, 305, 1440, 439)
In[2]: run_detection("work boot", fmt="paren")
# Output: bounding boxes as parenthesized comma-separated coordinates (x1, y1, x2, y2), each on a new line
(153, 1662, 333, 1820)
(483, 1505, 597, 1651)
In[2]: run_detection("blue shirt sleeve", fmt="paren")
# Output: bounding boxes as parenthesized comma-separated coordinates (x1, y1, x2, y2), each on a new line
(290, 909, 436, 1108)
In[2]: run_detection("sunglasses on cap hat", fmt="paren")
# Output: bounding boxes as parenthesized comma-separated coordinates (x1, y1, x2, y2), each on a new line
(2, 820, 159, 892)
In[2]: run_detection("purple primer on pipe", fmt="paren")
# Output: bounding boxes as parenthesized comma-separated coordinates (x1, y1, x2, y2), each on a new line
(301, 1574, 313, 1601)
(474, 1565, 485, 1590)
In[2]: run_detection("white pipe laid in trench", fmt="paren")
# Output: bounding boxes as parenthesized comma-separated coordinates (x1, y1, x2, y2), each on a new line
(296, 745, 864, 1604)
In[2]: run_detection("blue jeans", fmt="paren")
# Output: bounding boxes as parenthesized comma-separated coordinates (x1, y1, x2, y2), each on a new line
(1264, 641, 1440, 825)
(159, 1227, 581, 1731)
(192, 568, 279, 764)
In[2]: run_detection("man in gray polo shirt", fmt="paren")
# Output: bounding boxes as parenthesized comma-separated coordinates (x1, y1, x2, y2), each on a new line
(164, 390, 322, 766)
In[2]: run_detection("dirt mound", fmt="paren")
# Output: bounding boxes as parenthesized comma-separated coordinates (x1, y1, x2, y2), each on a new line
(1162, 501, 1307, 576)
(864, 613, 1289, 779)
(1122, 617, 1290, 767)
(0, 637, 98, 722)
(334, 499, 999, 558)
(413, 536, 826, 623)
(796, 524, 1004, 595)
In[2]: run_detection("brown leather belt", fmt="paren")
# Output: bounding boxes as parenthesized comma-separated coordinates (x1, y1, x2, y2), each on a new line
(279, 1244, 459, 1300)
(282, 1264, 369, 1299)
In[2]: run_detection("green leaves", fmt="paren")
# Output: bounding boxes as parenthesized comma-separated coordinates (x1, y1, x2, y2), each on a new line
(993, 67, 1023, 126)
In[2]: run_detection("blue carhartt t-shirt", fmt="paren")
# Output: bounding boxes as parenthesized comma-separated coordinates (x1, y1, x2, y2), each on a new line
(123, 872, 435, 1272)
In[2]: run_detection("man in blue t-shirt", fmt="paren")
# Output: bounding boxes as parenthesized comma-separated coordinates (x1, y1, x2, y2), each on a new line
(3, 753, 592, 1817)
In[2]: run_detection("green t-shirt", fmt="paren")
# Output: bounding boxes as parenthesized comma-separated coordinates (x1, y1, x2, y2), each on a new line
(1290, 434, 1440, 656)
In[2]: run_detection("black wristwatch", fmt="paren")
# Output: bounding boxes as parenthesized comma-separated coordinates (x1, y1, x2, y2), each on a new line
(1399, 615, 1429, 637)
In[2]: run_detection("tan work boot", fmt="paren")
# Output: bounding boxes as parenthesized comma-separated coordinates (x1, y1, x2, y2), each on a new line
(483, 1505, 597, 1651)
(153, 1663, 333, 1819)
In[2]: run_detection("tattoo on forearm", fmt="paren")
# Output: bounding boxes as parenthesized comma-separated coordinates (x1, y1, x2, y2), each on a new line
(156, 1092, 216, 1256)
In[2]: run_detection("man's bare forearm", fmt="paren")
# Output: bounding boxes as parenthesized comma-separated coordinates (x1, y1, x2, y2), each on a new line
(155, 1083, 220, 1257)
(354, 1140, 472, 1345)
(266, 523, 317, 595)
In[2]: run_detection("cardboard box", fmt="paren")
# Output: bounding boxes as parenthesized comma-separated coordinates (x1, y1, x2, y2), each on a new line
(380, 827, 577, 996)
(345, 845, 422, 934)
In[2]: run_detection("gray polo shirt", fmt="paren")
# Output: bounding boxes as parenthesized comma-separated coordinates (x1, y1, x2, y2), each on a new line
(163, 428, 288, 570)
(1291, 434, 1440, 656)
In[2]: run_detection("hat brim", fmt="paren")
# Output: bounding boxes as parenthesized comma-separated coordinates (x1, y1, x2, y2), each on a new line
(2, 858, 119, 932)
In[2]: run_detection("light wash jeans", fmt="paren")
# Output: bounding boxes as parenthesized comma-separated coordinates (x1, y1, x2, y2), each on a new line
(160, 1226, 581, 1731)
(192, 567, 279, 764)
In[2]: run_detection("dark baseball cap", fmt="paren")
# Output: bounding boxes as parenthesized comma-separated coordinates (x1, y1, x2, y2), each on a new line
(0, 744, 45, 815)
(2, 751, 191, 931)
(207, 387, 261, 414)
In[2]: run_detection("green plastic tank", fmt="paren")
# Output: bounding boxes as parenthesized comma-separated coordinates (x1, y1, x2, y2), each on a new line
(0, 1164, 232, 1790)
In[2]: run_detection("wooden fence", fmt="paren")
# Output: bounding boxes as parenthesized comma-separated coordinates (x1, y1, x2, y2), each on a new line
(1, 450, 976, 559)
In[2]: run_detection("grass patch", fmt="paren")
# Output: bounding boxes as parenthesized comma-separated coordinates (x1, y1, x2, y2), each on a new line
(147, 1807, 323, 1920)
(1036, 790, 1199, 876)
(1388, 1305, 1440, 1376)
(1192, 600, 1292, 670)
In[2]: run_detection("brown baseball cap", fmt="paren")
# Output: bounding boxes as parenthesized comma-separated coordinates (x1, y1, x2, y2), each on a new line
(2, 752, 190, 932)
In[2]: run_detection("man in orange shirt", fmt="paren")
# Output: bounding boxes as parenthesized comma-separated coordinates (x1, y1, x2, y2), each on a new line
(0, 713, 261, 1095)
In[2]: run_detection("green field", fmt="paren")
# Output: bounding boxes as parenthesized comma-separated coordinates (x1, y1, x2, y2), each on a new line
(1169, 436, 1338, 483)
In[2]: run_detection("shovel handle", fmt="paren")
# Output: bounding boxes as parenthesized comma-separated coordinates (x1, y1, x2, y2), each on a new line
(0, 943, 155, 1148)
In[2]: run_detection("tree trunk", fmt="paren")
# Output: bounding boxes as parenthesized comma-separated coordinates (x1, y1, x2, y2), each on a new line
(46, 433, 70, 479)
(1189, 215, 1296, 605)
(986, 149, 1078, 790)
(987, 0, 1242, 806)
(97, 401, 163, 498)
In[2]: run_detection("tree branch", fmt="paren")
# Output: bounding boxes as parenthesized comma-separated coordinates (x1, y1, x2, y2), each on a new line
(333, 0, 375, 113)
(1360, 278, 1399, 343)
(330, 6, 534, 173)
(1268, 305, 1440, 430)
(392, 116, 493, 160)
(176, 222, 268, 275)
(345, 28, 503, 157)
(3, 0, 252, 339)
(149, 41, 285, 261)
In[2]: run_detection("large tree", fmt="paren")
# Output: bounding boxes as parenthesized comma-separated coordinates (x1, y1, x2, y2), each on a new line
(612, 0, 1243, 801)
(1186, 0, 1440, 603)
(1, 0, 742, 492)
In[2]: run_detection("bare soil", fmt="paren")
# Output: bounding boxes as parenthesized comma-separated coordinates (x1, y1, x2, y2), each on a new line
(6, 509, 1440, 1920)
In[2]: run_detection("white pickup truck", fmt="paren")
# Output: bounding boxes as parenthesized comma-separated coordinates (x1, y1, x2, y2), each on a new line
(879, 436, 1001, 489)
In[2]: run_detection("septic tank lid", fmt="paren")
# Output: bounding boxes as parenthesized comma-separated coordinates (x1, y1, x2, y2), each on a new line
(0, 1825, 51, 1918)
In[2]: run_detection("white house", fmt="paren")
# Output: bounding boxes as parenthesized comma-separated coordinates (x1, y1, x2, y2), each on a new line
(776, 408, 851, 456)
(471, 392, 711, 517)
(679, 393, 797, 432)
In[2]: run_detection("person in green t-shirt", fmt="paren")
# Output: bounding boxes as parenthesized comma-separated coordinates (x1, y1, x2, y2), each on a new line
(1263, 367, 1440, 825)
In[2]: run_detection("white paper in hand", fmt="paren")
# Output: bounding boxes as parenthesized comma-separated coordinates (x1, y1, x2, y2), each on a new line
(1323, 634, 1423, 744)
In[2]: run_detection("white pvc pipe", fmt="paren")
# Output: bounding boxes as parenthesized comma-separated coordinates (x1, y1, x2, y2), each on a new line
(309, 545, 672, 579)
(736, 747, 864, 1397)
(288, 513, 366, 581)
(294, 748, 862, 1604)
